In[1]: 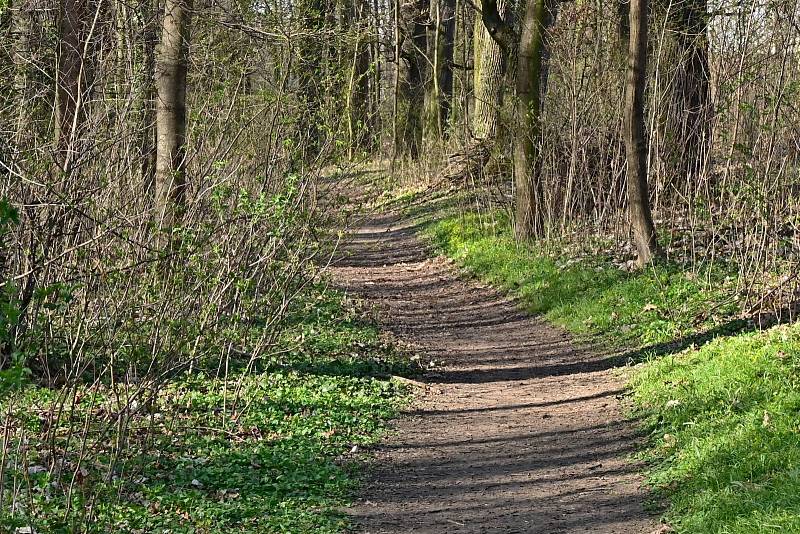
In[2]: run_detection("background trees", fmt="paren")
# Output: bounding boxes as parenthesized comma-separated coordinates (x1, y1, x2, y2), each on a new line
(1, 0, 799, 525)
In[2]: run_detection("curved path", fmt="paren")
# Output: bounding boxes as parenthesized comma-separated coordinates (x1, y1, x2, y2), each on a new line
(330, 211, 658, 534)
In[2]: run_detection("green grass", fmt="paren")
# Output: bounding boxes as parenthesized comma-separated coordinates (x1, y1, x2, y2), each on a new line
(630, 324, 800, 533)
(426, 212, 739, 348)
(0, 287, 413, 533)
(423, 209, 800, 533)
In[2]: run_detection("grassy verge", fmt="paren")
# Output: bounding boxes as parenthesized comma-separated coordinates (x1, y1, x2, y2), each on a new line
(424, 210, 800, 533)
(426, 212, 739, 347)
(0, 287, 413, 533)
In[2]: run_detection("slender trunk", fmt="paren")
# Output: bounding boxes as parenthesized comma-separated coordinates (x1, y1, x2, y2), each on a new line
(438, 0, 455, 134)
(513, 0, 547, 240)
(140, 0, 159, 194)
(11, 0, 33, 142)
(427, 0, 442, 138)
(155, 0, 192, 229)
(56, 0, 87, 171)
(392, 0, 401, 160)
(624, 0, 662, 265)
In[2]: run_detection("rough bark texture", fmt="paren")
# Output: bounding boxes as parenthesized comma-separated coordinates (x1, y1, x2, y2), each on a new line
(667, 0, 710, 182)
(471, 0, 509, 142)
(513, 0, 547, 241)
(396, 0, 428, 158)
(624, 0, 662, 265)
(438, 0, 456, 133)
(155, 0, 191, 228)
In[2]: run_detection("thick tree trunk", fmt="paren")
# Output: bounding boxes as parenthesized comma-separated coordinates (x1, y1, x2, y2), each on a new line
(513, 0, 547, 240)
(155, 0, 192, 229)
(471, 0, 509, 142)
(668, 0, 710, 182)
(435, 0, 509, 182)
(624, 0, 662, 265)
(396, 0, 428, 158)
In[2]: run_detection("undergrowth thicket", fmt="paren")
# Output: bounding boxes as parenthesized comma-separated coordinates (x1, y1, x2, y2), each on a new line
(0, 285, 412, 532)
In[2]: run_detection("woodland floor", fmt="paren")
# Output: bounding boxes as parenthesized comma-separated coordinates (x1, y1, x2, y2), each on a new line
(330, 208, 661, 534)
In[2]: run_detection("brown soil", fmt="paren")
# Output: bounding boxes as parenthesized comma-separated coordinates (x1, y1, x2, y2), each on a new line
(330, 211, 659, 534)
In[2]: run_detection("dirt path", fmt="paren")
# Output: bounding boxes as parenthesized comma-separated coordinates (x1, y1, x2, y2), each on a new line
(330, 211, 659, 534)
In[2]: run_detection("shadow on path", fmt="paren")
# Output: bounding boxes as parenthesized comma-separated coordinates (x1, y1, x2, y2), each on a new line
(330, 211, 659, 534)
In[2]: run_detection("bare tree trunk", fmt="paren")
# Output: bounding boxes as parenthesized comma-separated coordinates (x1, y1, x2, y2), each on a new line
(297, 0, 324, 161)
(624, 0, 662, 265)
(139, 0, 159, 194)
(436, 0, 509, 182)
(471, 0, 510, 142)
(11, 0, 33, 142)
(392, 0, 401, 161)
(513, 0, 546, 240)
(396, 0, 427, 158)
(56, 0, 87, 171)
(438, 0, 455, 134)
(425, 0, 442, 139)
(346, 0, 371, 158)
(669, 0, 710, 183)
(155, 0, 192, 229)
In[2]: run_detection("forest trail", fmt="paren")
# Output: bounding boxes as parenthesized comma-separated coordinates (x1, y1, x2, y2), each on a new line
(330, 209, 659, 534)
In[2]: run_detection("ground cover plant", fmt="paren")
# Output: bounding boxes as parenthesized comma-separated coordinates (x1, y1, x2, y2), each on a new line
(417, 204, 800, 533)
(0, 287, 412, 533)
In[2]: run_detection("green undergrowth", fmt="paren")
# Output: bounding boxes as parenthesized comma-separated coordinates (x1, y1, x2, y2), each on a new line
(426, 211, 739, 348)
(422, 208, 800, 533)
(0, 287, 413, 533)
(630, 323, 800, 533)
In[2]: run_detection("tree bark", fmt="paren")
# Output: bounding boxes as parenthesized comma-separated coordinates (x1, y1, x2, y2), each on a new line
(471, 0, 509, 142)
(56, 0, 88, 171)
(139, 0, 159, 194)
(346, 4, 372, 160)
(513, 0, 547, 240)
(297, 0, 324, 161)
(155, 0, 192, 229)
(11, 0, 33, 142)
(624, 0, 662, 265)
(668, 0, 710, 182)
(438, 0, 456, 134)
(396, 0, 428, 158)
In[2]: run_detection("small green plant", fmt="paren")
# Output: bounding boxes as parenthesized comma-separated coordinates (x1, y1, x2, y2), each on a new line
(0, 287, 414, 532)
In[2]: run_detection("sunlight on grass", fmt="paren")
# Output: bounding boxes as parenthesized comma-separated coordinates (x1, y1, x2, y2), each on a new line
(425, 212, 738, 347)
(424, 210, 800, 533)
(0, 288, 413, 533)
(630, 324, 800, 533)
